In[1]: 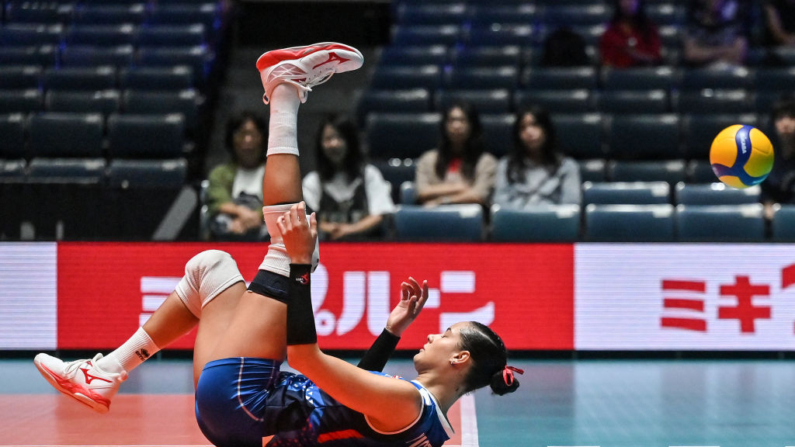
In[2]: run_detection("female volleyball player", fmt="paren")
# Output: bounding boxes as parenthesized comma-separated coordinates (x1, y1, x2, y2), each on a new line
(36, 43, 521, 446)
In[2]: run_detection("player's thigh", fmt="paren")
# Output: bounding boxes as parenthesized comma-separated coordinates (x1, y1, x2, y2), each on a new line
(192, 281, 246, 385)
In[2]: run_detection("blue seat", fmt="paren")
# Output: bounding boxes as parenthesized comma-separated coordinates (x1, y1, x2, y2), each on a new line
(4, 2, 73, 23)
(444, 67, 518, 89)
(392, 25, 461, 46)
(586, 204, 675, 242)
(491, 204, 580, 242)
(450, 46, 521, 68)
(365, 113, 441, 160)
(435, 90, 511, 114)
(30, 113, 104, 158)
(464, 25, 535, 46)
(370, 66, 442, 90)
(396, 3, 469, 25)
(395, 205, 483, 242)
(66, 25, 138, 46)
(515, 89, 591, 113)
(754, 91, 781, 114)
(601, 66, 680, 90)
(123, 89, 200, 131)
(0, 90, 42, 114)
(0, 159, 26, 180)
(0, 24, 63, 46)
(583, 181, 671, 205)
(646, 4, 686, 25)
(43, 67, 117, 91)
(136, 47, 209, 86)
(553, 113, 604, 159)
(0, 66, 41, 89)
(681, 67, 755, 90)
(681, 114, 758, 159)
(606, 114, 681, 160)
(60, 45, 135, 67)
(658, 25, 681, 47)
(137, 25, 206, 47)
(356, 89, 431, 128)
(468, 4, 539, 25)
(45, 90, 121, 114)
(481, 114, 515, 157)
(569, 24, 607, 46)
(673, 90, 751, 114)
(0, 45, 57, 66)
(378, 46, 448, 66)
(0, 114, 26, 159)
(608, 160, 686, 186)
(772, 205, 795, 241)
(147, 3, 219, 29)
(108, 158, 187, 188)
(676, 204, 765, 242)
(687, 160, 715, 183)
(521, 47, 544, 67)
(540, 5, 611, 26)
(108, 114, 185, 159)
(73, 4, 146, 24)
(119, 66, 194, 90)
(28, 158, 105, 183)
(372, 159, 415, 204)
(594, 90, 669, 114)
(771, 47, 795, 66)
(754, 68, 795, 92)
(522, 67, 597, 90)
(579, 159, 606, 182)
(675, 183, 760, 205)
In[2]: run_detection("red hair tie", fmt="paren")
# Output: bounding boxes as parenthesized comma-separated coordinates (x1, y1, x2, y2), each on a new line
(502, 366, 524, 386)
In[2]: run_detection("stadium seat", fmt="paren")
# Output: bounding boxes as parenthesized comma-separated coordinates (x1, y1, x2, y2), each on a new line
(681, 114, 758, 159)
(372, 159, 415, 204)
(569, 24, 607, 46)
(681, 67, 754, 90)
(491, 204, 580, 242)
(658, 25, 681, 47)
(514, 89, 591, 113)
(45, 90, 120, 114)
(435, 90, 511, 114)
(0, 66, 41, 89)
(107, 114, 185, 159)
(136, 47, 209, 86)
(119, 66, 194, 90)
(60, 45, 135, 67)
(0, 159, 26, 180)
(394, 205, 483, 242)
(72, 4, 146, 24)
(468, 4, 539, 25)
(123, 89, 200, 131)
(593, 90, 669, 114)
(107, 158, 187, 188)
(28, 158, 105, 182)
(137, 25, 206, 47)
(0, 23, 64, 46)
(0, 45, 57, 66)
(366, 113, 441, 160)
(43, 67, 117, 91)
(646, 4, 686, 25)
(608, 160, 686, 185)
(521, 47, 544, 67)
(540, 5, 611, 26)
(392, 25, 461, 46)
(771, 47, 795, 66)
(450, 46, 521, 68)
(148, 4, 219, 29)
(585, 204, 675, 242)
(464, 25, 535, 46)
(29, 113, 104, 158)
(356, 89, 431, 128)
(370, 66, 442, 90)
(673, 90, 751, 114)
(754, 91, 781, 114)
(0, 114, 26, 159)
(4, 2, 73, 23)
(601, 66, 680, 90)
(676, 204, 765, 242)
(444, 67, 518, 90)
(522, 67, 598, 90)
(553, 113, 605, 159)
(771, 205, 795, 241)
(754, 68, 795, 92)
(687, 160, 715, 183)
(606, 114, 681, 159)
(378, 46, 448, 66)
(0, 90, 42, 114)
(578, 159, 606, 182)
(674, 183, 761, 205)
(396, 3, 469, 25)
(583, 181, 671, 205)
(400, 181, 416, 205)
(66, 25, 137, 46)
(480, 114, 515, 157)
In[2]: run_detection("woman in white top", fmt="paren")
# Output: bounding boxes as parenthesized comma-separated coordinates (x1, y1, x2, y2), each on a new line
(303, 115, 396, 240)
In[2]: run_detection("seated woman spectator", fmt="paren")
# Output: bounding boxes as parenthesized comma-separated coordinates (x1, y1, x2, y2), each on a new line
(764, 0, 795, 48)
(302, 114, 395, 241)
(206, 111, 268, 241)
(762, 95, 795, 220)
(600, 0, 662, 68)
(415, 102, 497, 207)
(493, 106, 581, 209)
(683, 0, 748, 67)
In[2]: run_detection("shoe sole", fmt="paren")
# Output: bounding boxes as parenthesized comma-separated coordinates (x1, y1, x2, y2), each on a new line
(256, 42, 363, 72)
(34, 357, 110, 414)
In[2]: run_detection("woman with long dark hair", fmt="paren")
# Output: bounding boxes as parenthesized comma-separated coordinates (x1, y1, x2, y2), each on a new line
(415, 102, 497, 206)
(599, 0, 662, 67)
(493, 106, 581, 208)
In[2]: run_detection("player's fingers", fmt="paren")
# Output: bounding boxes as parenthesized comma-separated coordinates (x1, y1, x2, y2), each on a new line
(277, 215, 287, 234)
(309, 212, 318, 236)
(408, 277, 421, 295)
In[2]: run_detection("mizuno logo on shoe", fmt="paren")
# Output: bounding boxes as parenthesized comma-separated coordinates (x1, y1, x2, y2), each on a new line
(80, 368, 112, 385)
(313, 52, 350, 70)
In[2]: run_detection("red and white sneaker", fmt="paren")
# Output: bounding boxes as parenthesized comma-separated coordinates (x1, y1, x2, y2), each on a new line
(34, 353, 127, 414)
(256, 42, 363, 104)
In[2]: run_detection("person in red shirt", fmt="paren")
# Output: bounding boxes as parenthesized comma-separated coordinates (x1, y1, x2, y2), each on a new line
(599, 0, 662, 68)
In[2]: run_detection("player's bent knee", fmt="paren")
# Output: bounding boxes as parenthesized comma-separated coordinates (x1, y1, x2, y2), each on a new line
(177, 250, 244, 318)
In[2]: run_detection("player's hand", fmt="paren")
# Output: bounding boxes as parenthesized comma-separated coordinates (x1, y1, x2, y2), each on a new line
(385, 277, 429, 337)
(278, 202, 317, 265)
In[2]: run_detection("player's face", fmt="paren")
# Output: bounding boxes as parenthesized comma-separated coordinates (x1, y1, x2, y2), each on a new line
(321, 124, 348, 166)
(445, 107, 471, 149)
(519, 113, 546, 155)
(233, 119, 264, 169)
(414, 322, 468, 371)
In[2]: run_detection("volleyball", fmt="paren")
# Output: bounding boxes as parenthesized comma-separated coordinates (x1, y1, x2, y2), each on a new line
(709, 124, 774, 189)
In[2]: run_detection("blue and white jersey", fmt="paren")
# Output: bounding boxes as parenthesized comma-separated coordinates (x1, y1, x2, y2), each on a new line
(264, 371, 454, 447)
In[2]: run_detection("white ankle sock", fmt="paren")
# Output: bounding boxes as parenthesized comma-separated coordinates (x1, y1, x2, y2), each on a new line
(267, 84, 301, 157)
(99, 327, 160, 373)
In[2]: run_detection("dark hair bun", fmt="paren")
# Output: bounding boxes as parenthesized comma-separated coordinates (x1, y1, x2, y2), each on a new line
(489, 371, 519, 396)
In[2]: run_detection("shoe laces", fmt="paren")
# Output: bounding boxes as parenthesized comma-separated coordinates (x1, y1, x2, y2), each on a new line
(62, 353, 104, 377)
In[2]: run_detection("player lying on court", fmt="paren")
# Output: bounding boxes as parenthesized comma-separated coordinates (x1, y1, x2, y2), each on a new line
(35, 42, 521, 447)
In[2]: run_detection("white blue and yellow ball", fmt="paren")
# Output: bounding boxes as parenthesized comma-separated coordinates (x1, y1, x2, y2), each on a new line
(710, 124, 774, 189)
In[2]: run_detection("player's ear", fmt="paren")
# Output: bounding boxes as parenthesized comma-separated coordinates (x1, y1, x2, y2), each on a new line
(452, 350, 471, 365)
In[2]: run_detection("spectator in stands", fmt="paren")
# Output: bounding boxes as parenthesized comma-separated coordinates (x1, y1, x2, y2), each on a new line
(206, 111, 268, 241)
(763, 0, 795, 47)
(415, 102, 497, 207)
(600, 0, 662, 68)
(303, 115, 395, 241)
(762, 95, 795, 220)
(493, 106, 581, 209)
(683, 0, 748, 67)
